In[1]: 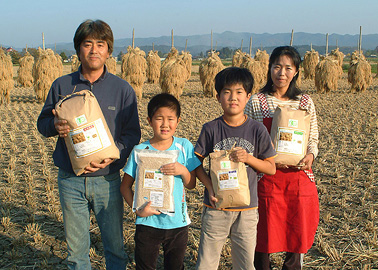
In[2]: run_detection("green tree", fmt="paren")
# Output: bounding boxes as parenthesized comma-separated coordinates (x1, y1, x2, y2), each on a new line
(218, 47, 233, 59)
(60, 52, 68, 61)
(26, 48, 39, 59)
(10, 50, 21, 65)
(117, 51, 124, 61)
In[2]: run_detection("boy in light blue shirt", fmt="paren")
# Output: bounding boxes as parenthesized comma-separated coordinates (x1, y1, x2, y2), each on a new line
(121, 93, 215, 269)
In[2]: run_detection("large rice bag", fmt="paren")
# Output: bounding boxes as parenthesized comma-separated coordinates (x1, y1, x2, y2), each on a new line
(209, 149, 250, 209)
(270, 105, 310, 166)
(133, 149, 178, 213)
(55, 89, 120, 175)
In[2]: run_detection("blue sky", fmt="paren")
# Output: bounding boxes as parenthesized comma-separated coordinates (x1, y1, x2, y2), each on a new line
(2, 0, 377, 48)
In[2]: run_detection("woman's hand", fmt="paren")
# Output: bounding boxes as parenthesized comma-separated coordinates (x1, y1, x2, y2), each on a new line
(297, 153, 314, 170)
(277, 154, 314, 171)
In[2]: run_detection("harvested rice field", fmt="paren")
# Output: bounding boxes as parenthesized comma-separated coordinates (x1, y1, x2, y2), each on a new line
(0, 64, 378, 269)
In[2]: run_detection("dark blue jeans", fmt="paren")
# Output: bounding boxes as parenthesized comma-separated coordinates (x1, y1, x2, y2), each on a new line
(134, 224, 189, 270)
(58, 169, 127, 270)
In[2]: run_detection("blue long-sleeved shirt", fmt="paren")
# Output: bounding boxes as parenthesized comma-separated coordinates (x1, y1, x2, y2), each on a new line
(37, 66, 141, 176)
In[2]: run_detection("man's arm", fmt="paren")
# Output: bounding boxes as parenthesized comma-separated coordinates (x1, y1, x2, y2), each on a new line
(117, 89, 141, 161)
(37, 83, 61, 138)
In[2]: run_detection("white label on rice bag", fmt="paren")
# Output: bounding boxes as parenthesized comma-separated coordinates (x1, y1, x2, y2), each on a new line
(143, 170, 163, 188)
(218, 169, 239, 190)
(150, 191, 164, 207)
(220, 160, 231, 170)
(69, 118, 111, 157)
(288, 119, 298, 128)
(75, 114, 87, 126)
(276, 128, 305, 155)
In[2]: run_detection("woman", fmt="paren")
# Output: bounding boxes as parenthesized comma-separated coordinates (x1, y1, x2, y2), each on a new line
(245, 46, 319, 270)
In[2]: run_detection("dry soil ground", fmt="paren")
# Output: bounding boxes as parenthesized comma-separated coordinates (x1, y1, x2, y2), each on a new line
(0, 64, 378, 269)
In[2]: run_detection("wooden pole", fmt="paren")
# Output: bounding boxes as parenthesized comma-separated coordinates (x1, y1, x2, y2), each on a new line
(359, 26, 362, 56)
(211, 30, 213, 52)
(310, 43, 312, 51)
(326, 33, 329, 56)
(171, 29, 174, 49)
(26, 44, 28, 53)
(132, 28, 135, 49)
(152, 42, 154, 51)
(336, 39, 338, 49)
(240, 39, 243, 51)
(42, 32, 45, 50)
(185, 39, 188, 52)
(290, 29, 294, 46)
(249, 36, 252, 56)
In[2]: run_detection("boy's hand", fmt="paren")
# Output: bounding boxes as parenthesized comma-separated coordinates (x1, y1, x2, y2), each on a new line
(160, 162, 186, 176)
(208, 189, 218, 209)
(229, 147, 249, 163)
(136, 201, 161, 217)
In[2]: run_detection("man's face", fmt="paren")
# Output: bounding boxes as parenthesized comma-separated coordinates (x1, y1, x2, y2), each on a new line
(79, 38, 109, 72)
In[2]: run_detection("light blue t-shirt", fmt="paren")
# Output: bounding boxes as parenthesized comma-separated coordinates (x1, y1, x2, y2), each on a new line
(123, 137, 201, 229)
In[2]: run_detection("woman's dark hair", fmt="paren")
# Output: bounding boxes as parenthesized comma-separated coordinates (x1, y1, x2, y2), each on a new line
(73, 19, 114, 59)
(261, 46, 302, 100)
(148, 93, 181, 119)
(215, 67, 254, 95)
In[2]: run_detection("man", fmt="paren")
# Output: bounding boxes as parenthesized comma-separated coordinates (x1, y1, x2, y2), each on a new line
(37, 19, 141, 269)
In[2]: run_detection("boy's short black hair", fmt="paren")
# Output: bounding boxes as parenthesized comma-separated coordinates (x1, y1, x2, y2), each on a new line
(214, 67, 254, 95)
(148, 93, 181, 119)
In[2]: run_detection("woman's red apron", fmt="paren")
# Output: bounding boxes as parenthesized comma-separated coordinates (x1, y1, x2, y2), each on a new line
(256, 93, 319, 253)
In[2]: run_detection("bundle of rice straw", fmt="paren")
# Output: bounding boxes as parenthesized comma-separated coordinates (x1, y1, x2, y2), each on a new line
(178, 51, 192, 81)
(315, 57, 342, 93)
(0, 48, 14, 105)
(55, 52, 63, 77)
(199, 51, 225, 97)
(71, 54, 81, 72)
(17, 51, 34, 87)
(146, 50, 161, 84)
(121, 46, 147, 99)
(303, 49, 319, 80)
(105, 55, 117, 75)
(232, 49, 245, 67)
(240, 54, 265, 94)
(348, 52, 372, 92)
(159, 47, 189, 99)
(328, 48, 344, 68)
(33, 49, 60, 102)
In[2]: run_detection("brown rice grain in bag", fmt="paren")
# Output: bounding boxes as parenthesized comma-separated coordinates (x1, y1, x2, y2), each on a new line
(55, 89, 120, 176)
(133, 149, 178, 213)
(209, 149, 250, 209)
(270, 105, 310, 166)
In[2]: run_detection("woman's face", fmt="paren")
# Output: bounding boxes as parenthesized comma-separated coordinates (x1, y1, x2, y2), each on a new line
(270, 55, 297, 92)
